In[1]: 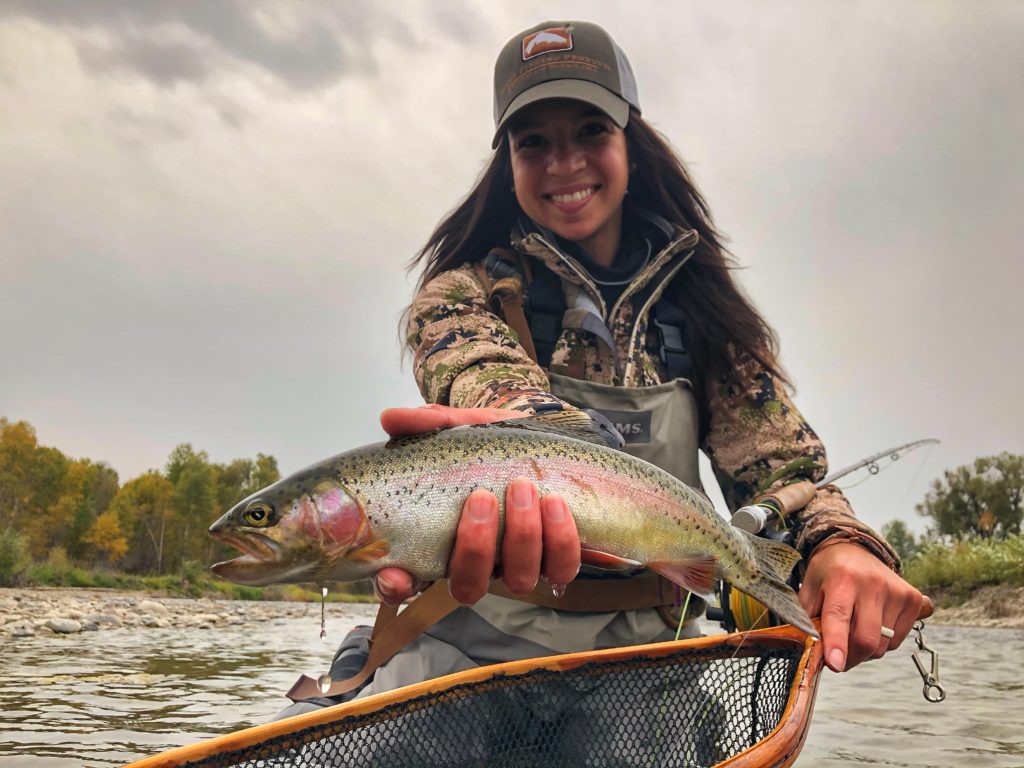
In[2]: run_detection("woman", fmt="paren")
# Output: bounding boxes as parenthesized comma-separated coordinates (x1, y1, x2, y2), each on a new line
(285, 20, 921, 716)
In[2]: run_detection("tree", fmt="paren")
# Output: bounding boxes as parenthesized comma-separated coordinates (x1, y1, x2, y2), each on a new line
(881, 519, 919, 562)
(0, 419, 70, 556)
(109, 472, 175, 574)
(166, 444, 217, 571)
(83, 509, 129, 564)
(917, 453, 1024, 539)
(60, 460, 119, 560)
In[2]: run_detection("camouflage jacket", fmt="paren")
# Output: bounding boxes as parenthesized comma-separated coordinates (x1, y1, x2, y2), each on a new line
(407, 222, 900, 570)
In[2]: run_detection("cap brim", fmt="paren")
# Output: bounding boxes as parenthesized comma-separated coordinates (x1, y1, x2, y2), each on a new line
(491, 80, 630, 149)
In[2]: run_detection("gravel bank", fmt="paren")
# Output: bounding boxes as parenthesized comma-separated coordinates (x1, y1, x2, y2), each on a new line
(3, 585, 1021, 639)
(0, 587, 376, 638)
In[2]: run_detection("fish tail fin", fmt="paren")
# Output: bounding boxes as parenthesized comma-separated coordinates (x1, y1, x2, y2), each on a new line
(738, 531, 818, 638)
(740, 575, 819, 639)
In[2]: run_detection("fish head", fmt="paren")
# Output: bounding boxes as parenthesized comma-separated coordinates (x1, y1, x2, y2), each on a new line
(208, 473, 388, 586)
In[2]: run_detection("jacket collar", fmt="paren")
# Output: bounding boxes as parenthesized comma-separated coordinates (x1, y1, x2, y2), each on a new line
(511, 204, 699, 319)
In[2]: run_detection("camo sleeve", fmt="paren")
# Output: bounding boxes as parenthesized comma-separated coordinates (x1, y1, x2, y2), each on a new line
(703, 347, 901, 571)
(407, 265, 565, 413)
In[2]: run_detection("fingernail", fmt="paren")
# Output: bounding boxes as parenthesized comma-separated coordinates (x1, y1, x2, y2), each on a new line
(376, 571, 398, 594)
(828, 648, 846, 671)
(510, 479, 533, 509)
(468, 492, 493, 522)
(544, 497, 565, 523)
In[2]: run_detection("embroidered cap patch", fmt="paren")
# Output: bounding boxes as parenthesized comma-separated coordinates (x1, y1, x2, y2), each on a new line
(522, 27, 573, 60)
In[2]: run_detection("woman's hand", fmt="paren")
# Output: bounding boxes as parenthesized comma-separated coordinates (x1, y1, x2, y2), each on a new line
(799, 541, 922, 672)
(372, 404, 581, 606)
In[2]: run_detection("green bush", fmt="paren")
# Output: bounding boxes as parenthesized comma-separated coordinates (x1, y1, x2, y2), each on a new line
(0, 528, 30, 586)
(904, 534, 1024, 596)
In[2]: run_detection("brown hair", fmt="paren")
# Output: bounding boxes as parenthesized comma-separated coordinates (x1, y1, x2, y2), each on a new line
(405, 112, 789, 392)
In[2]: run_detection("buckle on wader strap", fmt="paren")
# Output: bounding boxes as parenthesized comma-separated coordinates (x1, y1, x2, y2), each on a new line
(286, 573, 688, 702)
(651, 301, 694, 382)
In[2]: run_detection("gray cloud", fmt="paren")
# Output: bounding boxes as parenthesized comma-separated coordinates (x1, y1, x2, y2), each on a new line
(0, 0, 420, 89)
(77, 35, 213, 86)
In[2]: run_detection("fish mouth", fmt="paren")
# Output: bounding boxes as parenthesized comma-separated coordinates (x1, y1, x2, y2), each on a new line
(210, 530, 322, 586)
(210, 531, 287, 585)
(211, 530, 279, 562)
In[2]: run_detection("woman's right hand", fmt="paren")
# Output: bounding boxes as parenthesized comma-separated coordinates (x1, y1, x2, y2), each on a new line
(372, 404, 582, 606)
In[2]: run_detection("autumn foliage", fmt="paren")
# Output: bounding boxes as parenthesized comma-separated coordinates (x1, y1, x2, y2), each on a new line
(0, 417, 280, 583)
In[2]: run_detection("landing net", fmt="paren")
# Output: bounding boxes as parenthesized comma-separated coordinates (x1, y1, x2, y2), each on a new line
(127, 626, 821, 768)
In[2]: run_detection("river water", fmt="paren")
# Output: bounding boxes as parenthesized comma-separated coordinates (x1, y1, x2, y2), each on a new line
(2, 600, 1022, 767)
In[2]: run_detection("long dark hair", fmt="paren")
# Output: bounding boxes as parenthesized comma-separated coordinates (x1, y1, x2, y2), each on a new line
(405, 111, 789, 392)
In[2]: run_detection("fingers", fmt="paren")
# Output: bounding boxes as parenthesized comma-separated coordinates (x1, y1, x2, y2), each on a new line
(373, 568, 419, 607)
(502, 482, 582, 596)
(447, 489, 500, 605)
(802, 541, 925, 673)
(540, 494, 581, 586)
(819, 580, 859, 672)
(447, 480, 580, 605)
(380, 405, 524, 438)
(502, 479, 543, 595)
(877, 586, 923, 658)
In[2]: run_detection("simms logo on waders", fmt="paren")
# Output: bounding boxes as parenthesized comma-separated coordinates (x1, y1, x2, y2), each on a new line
(596, 410, 652, 444)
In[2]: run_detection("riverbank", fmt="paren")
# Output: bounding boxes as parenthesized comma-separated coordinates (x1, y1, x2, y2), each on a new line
(928, 584, 1024, 628)
(0, 587, 378, 638)
(4, 585, 1023, 638)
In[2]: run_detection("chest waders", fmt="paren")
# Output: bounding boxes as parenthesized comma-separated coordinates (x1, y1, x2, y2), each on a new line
(285, 251, 704, 705)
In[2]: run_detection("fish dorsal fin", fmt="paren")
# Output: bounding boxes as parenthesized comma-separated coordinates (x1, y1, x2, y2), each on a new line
(485, 409, 617, 448)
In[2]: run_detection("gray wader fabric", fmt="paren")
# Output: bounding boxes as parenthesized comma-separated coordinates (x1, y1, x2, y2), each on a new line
(275, 374, 703, 719)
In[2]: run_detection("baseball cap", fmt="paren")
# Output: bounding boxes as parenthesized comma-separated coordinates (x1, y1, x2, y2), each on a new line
(492, 21, 640, 148)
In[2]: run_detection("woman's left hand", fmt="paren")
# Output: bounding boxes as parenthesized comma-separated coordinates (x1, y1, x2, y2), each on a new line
(799, 542, 922, 672)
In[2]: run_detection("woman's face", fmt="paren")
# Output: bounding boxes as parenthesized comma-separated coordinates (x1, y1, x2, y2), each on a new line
(508, 99, 629, 265)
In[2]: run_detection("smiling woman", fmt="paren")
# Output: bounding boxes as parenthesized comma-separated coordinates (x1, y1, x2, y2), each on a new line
(507, 101, 630, 265)
(260, 19, 922, 726)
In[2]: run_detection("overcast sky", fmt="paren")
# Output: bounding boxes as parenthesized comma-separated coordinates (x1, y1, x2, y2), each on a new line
(2, 1, 1021, 535)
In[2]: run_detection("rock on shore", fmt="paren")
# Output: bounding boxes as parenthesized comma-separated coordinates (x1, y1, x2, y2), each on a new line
(0, 587, 376, 638)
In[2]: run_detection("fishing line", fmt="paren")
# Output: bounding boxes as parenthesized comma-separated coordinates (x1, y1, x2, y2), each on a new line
(650, 594, 771, 767)
(900, 441, 938, 508)
(649, 591, 694, 766)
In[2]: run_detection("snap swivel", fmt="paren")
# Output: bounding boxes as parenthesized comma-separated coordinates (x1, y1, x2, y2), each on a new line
(911, 620, 946, 703)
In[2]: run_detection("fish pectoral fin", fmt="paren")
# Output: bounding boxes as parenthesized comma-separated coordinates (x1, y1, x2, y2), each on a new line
(580, 547, 644, 571)
(648, 556, 717, 598)
(347, 539, 390, 562)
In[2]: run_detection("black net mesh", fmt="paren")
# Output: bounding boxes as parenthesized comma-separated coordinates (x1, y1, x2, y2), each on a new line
(184, 639, 803, 768)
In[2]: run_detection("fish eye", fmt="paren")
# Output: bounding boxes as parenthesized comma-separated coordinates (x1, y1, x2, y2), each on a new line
(242, 501, 274, 528)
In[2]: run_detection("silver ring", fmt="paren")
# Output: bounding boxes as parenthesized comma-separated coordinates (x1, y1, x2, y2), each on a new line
(880, 625, 895, 639)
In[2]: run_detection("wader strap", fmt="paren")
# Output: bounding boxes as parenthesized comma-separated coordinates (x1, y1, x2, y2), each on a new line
(649, 297, 695, 383)
(524, 266, 566, 369)
(474, 252, 541, 365)
(488, 570, 676, 612)
(286, 581, 461, 702)
(285, 572, 684, 702)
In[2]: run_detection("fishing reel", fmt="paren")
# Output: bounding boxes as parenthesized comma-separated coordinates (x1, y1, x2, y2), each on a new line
(707, 580, 781, 633)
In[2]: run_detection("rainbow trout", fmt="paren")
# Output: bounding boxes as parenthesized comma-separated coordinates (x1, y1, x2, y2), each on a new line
(209, 412, 817, 637)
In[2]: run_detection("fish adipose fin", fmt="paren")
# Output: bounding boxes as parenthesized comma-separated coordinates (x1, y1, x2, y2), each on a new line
(648, 555, 717, 599)
(484, 410, 620, 449)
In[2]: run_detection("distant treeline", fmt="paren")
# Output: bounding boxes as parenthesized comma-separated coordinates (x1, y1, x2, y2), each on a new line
(2, 415, 1022, 597)
(0, 417, 281, 584)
